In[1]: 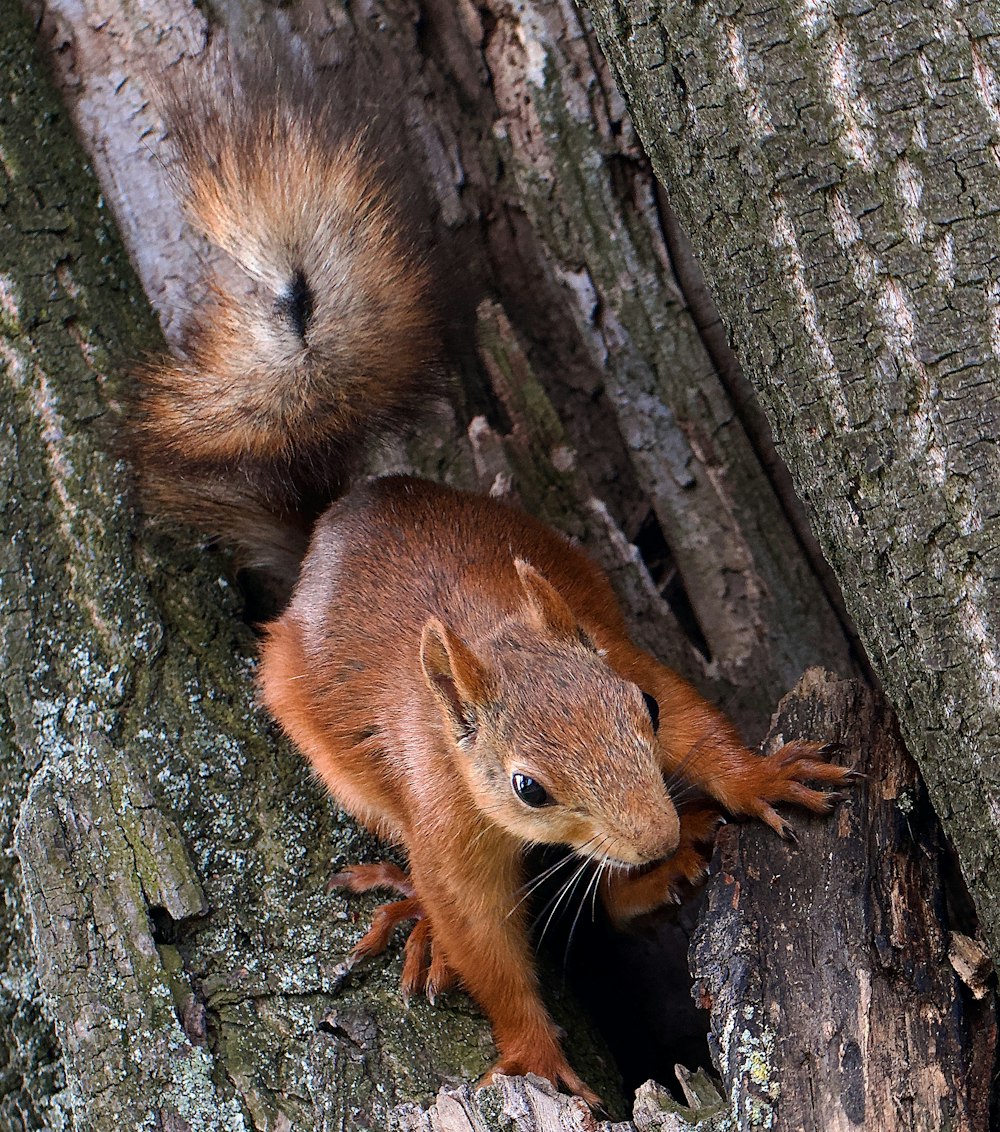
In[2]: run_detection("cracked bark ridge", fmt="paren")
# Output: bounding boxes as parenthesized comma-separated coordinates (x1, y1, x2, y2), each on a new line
(16, 740, 238, 1125)
(581, 0, 1000, 957)
(392, 1070, 731, 1131)
(0, 4, 164, 1124)
(692, 670, 995, 1132)
(480, 3, 857, 723)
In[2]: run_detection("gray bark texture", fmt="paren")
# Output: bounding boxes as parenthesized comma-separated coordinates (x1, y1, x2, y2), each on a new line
(2, 0, 992, 1129)
(580, 0, 1000, 962)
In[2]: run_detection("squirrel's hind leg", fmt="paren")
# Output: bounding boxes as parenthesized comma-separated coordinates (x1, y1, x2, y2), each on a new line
(328, 863, 458, 1001)
(327, 860, 414, 896)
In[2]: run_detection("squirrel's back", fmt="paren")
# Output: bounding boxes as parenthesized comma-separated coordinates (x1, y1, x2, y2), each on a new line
(280, 475, 629, 658)
(129, 66, 446, 581)
(259, 475, 686, 854)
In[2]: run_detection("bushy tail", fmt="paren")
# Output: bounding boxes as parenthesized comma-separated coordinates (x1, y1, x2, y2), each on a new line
(127, 58, 445, 586)
(138, 469, 312, 582)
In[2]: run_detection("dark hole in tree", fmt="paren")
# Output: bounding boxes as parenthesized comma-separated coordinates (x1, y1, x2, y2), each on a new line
(528, 847, 713, 1107)
(633, 509, 713, 663)
(149, 906, 179, 945)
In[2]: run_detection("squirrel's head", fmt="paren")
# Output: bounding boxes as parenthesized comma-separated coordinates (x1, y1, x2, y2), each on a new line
(419, 560, 680, 867)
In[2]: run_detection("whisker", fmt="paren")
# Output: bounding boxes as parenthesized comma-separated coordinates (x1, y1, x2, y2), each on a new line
(519, 835, 601, 895)
(506, 834, 604, 922)
(562, 850, 607, 973)
(665, 782, 697, 806)
(590, 858, 608, 922)
(506, 851, 576, 919)
(534, 854, 593, 951)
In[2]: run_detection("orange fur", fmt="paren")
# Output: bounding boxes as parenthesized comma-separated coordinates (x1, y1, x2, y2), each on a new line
(128, 67, 445, 580)
(259, 476, 852, 1103)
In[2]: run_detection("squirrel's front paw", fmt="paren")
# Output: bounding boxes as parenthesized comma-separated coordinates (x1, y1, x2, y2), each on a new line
(748, 740, 855, 838)
(601, 803, 724, 925)
(400, 916, 458, 1004)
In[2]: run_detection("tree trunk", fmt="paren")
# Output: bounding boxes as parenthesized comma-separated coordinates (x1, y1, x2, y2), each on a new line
(691, 670, 994, 1132)
(581, 0, 1000, 964)
(4, 0, 991, 1128)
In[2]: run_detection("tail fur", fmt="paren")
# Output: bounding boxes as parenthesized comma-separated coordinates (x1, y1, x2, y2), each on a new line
(128, 60, 445, 586)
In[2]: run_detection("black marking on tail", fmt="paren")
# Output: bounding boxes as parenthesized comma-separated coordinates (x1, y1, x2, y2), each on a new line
(276, 269, 314, 342)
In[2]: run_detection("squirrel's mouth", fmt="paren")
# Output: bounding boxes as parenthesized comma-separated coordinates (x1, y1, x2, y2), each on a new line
(576, 846, 648, 871)
(576, 842, 680, 871)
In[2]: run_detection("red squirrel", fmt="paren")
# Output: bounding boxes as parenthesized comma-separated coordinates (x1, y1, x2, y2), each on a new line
(133, 66, 852, 1108)
(258, 476, 849, 1104)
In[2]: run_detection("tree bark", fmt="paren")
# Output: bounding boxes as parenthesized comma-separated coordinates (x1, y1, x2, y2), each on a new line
(581, 0, 1000, 963)
(5, 0, 989, 1128)
(691, 670, 994, 1132)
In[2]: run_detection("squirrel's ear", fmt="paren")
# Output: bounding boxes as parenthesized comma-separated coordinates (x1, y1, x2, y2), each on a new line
(514, 559, 578, 641)
(420, 619, 492, 744)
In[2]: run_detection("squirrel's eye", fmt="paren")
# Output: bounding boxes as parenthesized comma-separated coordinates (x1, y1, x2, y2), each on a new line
(642, 691, 660, 733)
(512, 773, 550, 808)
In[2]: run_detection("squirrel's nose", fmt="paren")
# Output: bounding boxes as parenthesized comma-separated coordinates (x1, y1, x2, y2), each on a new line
(634, 803, 680, 863)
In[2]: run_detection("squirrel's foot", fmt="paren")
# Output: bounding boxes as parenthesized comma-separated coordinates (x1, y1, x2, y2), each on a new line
(348, 896, 423, 961)
(328, 862, 457, 1001)
(744, 739, 855, 838)
(327, 860, 415, 897)
(400, 916, 459, 1004)
(601, 803, 724, 925)
(479, 1052, 602, 1111)
(328, 860, 420, 959)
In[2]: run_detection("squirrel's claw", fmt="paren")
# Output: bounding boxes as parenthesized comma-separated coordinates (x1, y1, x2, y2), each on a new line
(817, 740, 848, 757)
(425, 945, 458, 1005)
(743, 739, 855, 839)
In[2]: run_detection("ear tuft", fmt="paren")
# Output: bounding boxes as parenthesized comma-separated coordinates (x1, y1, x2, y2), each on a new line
(419, 618, 452, 685)
(514, 559, 579, 641)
